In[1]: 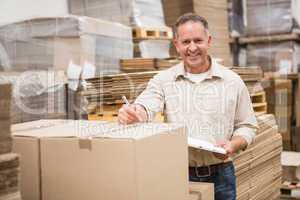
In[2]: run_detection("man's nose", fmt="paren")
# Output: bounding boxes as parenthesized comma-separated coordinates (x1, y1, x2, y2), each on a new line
(188, 41, 197, 52)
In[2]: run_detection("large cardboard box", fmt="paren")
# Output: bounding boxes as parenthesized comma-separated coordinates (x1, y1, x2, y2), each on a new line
(12, 120, 189, 200)
(188, 182, 214, 200)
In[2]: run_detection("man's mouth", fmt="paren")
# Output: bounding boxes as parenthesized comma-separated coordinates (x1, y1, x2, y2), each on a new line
(187, 53, 201, 60)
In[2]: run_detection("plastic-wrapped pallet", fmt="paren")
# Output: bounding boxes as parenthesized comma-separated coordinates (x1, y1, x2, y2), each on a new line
(68, 0, 166, 27)
(0, 71, 67, 124)
(134, 40, 170, 58)
(244, 0, 300, 36)
(241, 41, 300, 73)
(0, 15, 133, 75)
(228, 0, 245, 37)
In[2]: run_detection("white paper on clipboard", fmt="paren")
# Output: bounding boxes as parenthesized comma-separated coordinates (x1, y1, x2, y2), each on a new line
(188, 137, 227, 154)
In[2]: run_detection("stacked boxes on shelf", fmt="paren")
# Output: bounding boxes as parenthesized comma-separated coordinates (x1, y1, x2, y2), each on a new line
(0, 83, 21, 200)
(69, 0, 172, 59)
(0, 15, 133, 74)
(232, 0, 300, 73)
(0, 71, 67, 124)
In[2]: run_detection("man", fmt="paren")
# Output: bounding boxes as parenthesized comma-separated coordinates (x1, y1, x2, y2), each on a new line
(118, 13, 257, 200)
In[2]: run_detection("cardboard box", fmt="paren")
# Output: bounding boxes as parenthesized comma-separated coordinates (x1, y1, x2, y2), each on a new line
(12, 120, 189, 200)
(189, 182, 214, 200)
(281, 151, 300, 182)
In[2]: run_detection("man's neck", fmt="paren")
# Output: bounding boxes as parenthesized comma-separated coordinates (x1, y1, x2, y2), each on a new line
(185, 57, 211, 74)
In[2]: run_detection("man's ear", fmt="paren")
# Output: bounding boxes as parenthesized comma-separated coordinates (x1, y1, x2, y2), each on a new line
(173, 38, 180, 52)
(207, 34, 212, 48)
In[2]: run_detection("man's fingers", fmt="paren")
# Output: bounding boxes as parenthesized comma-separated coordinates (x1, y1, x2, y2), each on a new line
(118, 105, 141, 124)
(122, 106, 141, 121)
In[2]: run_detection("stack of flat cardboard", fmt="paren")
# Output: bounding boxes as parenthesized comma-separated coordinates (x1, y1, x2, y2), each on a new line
(231, 66, 267, 116)
(244, 0, 300, 36)
(0, 83, 21, 200)
(0, 15, 133, 74)
(120, 58, 180, 72)
(162, 0, 232, 66)
(233, 114, 282, 200)
(263, 78, 293, 147)
(231, 66, 264, 93)
(12, 120, 189, 200)
(0, 83, 12, 154)
(83, 66, 265, 115)
(83, 71, 157, 112)
(0, 71, 67, 124)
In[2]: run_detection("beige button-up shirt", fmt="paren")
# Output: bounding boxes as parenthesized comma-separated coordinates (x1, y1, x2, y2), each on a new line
(135, 58, 258, 166)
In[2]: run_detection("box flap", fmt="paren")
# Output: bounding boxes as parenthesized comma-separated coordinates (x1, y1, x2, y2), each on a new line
(12, 120, 184, 140)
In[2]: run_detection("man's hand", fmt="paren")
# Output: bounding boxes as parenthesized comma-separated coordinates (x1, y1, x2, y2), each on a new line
(213, 140, 234, 160)
(117, 104, 147, 125)
(213, 136, 248, 160)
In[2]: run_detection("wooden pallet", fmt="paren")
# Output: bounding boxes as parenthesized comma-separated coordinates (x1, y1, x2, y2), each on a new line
(251, 91, 266, 104)
(132, 27, 173, 40)
(120, 57, 180, 72)
(253, 102, 268, 116)
(237, 32, 300, 44)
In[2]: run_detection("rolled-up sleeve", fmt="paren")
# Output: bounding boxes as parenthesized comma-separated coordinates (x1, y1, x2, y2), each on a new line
(233, 81, 258, 146)
(134, 74, 165, 122)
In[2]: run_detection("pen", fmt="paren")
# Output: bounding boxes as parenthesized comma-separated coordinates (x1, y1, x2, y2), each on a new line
(122, 95, 130, 105)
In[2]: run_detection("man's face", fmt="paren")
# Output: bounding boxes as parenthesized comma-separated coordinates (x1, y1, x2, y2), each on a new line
(174, 21, 211, 69)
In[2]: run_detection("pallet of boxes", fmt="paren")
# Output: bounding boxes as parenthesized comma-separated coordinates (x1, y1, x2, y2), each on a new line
(0, 83, 21, 200)
(230, 0, 300, 151)
(67, 0, 178, 120)
(0, 15, 134, 120)
(230, 2, 300, 197)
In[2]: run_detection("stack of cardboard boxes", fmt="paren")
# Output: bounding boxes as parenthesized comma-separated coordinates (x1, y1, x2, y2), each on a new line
(0, 15, 133, 74)
(233, 114, 282, 200)
(0, 71, 67, 124)
(233, 0, 300, 73)
(263, 78, 293, 149)
(68, 0, 172, 59)
(0, 83, 21, 200)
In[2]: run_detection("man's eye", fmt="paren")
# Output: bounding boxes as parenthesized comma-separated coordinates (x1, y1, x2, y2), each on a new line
(194, 39, 203, 43)
(182, 40, 190, 45)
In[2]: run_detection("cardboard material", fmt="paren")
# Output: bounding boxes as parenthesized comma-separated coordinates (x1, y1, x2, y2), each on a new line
(0, 153, 20, 197)
(189, 182, 214, 200)
(234, 114, 282, 200)
(12, 120, 189, 200)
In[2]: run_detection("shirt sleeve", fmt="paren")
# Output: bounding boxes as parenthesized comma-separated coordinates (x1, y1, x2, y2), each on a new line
(233, 80, 258, 146)
(134, 74, 165, 122)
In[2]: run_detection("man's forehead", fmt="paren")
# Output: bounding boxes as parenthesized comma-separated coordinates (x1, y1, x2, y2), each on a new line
(176, 22, 209, 36)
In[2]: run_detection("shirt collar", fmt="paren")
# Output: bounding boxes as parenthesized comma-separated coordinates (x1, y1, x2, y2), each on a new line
(173, 56, 224, 81)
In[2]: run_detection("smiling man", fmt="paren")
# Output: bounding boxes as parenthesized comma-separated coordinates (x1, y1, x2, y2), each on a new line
(118, 13, 258, 200)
